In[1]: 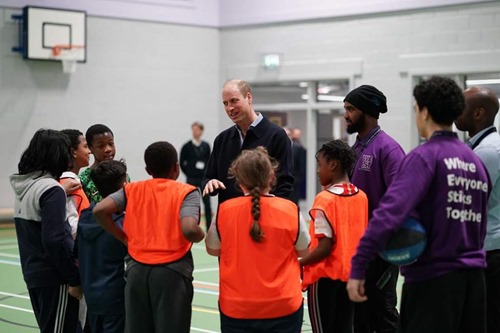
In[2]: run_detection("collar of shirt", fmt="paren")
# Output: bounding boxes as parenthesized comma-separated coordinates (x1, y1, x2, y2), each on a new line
(191, 138, 202, 147)
(327, 182, 359, 195)
(467, 125, 496, 148)
(236, 112, 264, 146)
(353, 125, 381, 151)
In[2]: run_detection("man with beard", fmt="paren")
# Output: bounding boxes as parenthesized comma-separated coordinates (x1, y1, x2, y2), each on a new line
(344, 85, 405, 333)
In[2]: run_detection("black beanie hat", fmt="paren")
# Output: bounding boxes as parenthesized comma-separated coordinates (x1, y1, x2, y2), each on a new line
(344, 85, 388, 119)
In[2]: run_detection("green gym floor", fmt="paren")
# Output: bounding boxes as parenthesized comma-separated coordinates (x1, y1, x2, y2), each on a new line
(0, 225, 312, 332)
(0, 224, 403, 332)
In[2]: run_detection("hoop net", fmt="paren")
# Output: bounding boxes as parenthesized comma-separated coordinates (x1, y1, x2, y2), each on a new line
(52, 45, 85, 73)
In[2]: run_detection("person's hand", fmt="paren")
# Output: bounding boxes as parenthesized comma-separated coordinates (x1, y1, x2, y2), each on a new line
(62, 179, 81, 195)
(202, 179, 226, 196)
(68, 285, 83, 300)
(346, 278, 368, 302)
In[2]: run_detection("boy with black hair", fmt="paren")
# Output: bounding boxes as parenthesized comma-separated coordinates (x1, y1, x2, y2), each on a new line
(348, 76, 490, 333)
(77, 160, 128, 333)
(10, 129, 82, 333)
(80, 124, 117, 203)
(94, 141, 205, 333)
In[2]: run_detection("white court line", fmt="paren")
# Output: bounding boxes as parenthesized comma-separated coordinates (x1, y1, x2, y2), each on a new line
(0, 291, 30, 299)
(190, 327, 218, 333)
(0, 259, 20, 266)
(194, 288, 219, 296)
(0, 303, 33, 313)
(194, 280, 219, 287)
(0, 252, 19, 259)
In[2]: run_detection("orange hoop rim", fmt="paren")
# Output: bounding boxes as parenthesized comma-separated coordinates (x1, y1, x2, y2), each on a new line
(51, 44, 85, 57)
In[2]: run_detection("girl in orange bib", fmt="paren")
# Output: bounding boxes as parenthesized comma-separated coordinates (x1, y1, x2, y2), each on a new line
(300, 140, 368, 333)
(206, 147, 310, 333)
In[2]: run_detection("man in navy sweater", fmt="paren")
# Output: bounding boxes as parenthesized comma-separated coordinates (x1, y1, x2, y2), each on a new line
(202, 79, 294, 204)
(180, 122, 213, 230)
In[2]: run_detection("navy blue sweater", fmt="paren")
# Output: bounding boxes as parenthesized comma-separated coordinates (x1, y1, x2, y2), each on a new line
(203, 116, 294, 204)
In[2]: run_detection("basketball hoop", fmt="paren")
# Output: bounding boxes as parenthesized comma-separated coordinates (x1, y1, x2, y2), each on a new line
(51, 44, 85, 73)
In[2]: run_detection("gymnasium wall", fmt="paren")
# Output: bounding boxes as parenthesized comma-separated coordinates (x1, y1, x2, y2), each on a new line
(220, 1, 500, 152)
(0, 11, 220, 208)
(1, 2, 500, 210)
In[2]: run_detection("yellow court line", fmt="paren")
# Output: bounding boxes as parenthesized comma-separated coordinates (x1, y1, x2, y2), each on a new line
(192, 306, 219, 315)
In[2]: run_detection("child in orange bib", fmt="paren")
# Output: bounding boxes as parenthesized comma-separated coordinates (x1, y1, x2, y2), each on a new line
(300, 140, 368, 333)
(206, 147, 310, 333)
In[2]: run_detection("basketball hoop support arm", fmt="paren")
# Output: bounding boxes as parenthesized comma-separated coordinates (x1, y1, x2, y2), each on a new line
(11, 14, 24, 54)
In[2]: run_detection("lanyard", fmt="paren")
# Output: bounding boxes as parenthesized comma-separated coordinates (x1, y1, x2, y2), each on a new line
(353, 128, 382, 158)
(470, 127, 497, 150)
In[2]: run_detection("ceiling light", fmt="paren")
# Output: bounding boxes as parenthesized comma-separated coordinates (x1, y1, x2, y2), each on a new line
(465, 79, 500, 85)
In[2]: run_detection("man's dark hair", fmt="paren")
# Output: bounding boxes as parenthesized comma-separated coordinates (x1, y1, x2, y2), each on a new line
(85, 124, 114, 147)
(90, 160, 127, 197)
(144, 141, 178, 177)
(413, 76, 465, 125)
(18, 129, 71, 179)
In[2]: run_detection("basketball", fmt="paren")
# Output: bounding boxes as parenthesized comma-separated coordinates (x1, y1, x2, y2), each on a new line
(379, 217, 427, 266)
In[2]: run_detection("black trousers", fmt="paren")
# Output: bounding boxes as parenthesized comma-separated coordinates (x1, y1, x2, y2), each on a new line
(354, 256, 400, 333)
(220, 303, 303, 333)
(307, 278, 353, 333)
(88, 313, 125, 333)
(486, 250, 500, 333)
(28, 284, 80, 333)
(401, 269, 486, 333)
(124, 261, 193, 333)
(187, 177, 212, 231)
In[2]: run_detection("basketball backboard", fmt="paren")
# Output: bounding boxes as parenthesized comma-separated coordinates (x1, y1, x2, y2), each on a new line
(20, 6, 86, 62)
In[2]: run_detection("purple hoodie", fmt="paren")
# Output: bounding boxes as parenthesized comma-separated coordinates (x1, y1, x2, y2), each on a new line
(351, 131, 489, 282)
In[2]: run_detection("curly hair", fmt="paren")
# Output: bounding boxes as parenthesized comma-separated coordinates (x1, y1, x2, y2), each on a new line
(316, 140, 357, 174)
(413, 76, 465, 125)
(228, 146, 278, 242)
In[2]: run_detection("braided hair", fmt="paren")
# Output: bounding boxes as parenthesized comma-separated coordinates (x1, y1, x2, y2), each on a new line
(228, 146, 278, 242)
(316, 140, 357, 173)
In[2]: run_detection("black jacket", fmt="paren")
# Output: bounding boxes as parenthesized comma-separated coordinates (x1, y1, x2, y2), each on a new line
(203, 116, 294, 204)
(180, 140, 211, 181)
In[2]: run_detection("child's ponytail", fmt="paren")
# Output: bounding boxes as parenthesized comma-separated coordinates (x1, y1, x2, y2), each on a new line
(250, 187, 264, 242)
